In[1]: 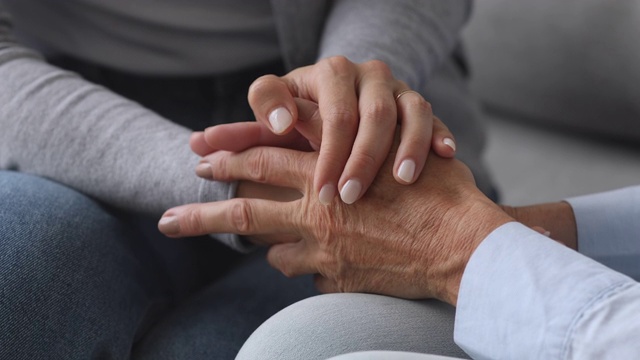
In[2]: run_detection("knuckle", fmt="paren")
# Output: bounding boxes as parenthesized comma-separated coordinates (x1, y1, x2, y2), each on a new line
(396, 80, 409, 90)
(267, 248, 282, 269)
(245, 149, 269, 183)
(326, 107, 358, 131)
(229, 199, 253, 233)
(406, 95, 432, 114)
(321, 56, 354, 77)
(279, 262, 296, 278)
(247, 75, 282, 106)
(269, 247, 296, 278)
(405, 135, 430, 152)
(363, 59, 393, 79)
(361, 99, 395, 125)
(301, 154, 317, 181)
(351, 149, 379, 171)
(248, 74, 279, 95)
(210, 154, 230, 180)
(183, 209, 206, 234)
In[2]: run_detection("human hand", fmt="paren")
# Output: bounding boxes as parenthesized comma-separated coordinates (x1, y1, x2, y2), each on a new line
(160, 133, 512, 305)
(500, 203, 578, 250)
(190, 97, 455, 206)
(191, 57, 457, 205)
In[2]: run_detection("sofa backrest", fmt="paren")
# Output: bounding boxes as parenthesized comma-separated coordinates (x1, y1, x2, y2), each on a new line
(463, 0, 640, 141)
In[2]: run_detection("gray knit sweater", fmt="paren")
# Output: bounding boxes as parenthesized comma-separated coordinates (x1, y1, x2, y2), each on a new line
(0, 0, 473, 250)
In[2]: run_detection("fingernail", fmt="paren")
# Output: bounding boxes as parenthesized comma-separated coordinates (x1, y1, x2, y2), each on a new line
(319, 184, 335, 205)
(543, 231, 551, 237)
(443, 138, 456, 152)
(268, 107, 292, 134)
(397, 159, 416, 183)
(195, 163, 212, 178)
(158, 216, 180, 235)
(340, 179, 362, 205)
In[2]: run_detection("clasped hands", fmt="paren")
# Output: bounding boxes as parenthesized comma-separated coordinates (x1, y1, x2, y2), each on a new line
(159, 57, 514, 306)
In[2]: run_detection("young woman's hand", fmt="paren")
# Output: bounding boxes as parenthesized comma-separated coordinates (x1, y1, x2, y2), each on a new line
(192, 57, 456, 204)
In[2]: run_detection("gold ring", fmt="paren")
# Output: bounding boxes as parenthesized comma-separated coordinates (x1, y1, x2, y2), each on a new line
(395, 89, 420, 102)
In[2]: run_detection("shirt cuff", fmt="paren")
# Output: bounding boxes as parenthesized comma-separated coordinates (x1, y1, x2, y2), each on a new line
(566, 186, 640, 280)
(454, 222, 633, 360)
(198, 178, 256, 253)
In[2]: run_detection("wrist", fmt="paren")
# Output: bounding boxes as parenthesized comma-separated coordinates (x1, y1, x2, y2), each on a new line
(501, 202, 577, 250)
(422, 192, 514, 306)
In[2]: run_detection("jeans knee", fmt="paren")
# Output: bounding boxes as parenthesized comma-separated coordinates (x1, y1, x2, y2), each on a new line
(0, 172, 151, 359)
(0, 171, 129, 290)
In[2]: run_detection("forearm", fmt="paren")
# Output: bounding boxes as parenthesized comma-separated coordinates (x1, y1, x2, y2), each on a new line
(0, 48, 231, 216)
(319, 0, 472, 89)
(503, 186, 640, 280)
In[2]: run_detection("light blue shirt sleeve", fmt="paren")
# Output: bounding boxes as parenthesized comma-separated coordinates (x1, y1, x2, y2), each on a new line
(566, 186, 640, 280)
(454, 222, 640, 359)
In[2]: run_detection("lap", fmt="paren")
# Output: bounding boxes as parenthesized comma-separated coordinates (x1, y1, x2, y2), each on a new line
(329, 351, 465, 360)
(237, 293, 469, 360)
(133, 249, 319, 360)
(0, 171, 188, 358)
(0, 171, 319, 359)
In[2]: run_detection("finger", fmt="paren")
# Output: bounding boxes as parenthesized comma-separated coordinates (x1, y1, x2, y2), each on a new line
(531, 226, 551, 238)
(313, 274, 340, 294)
(158, 198, 298, 238)
(267, 241, 317, 277)
(190, 131, 216, 157)
(201, 147, 313, 190)
(244, 233, 300, 247)
(292, 98, 322, 150)
(202, 122, 312, 153)
(248, 74, 299, 134)
(337, 62, 397, 204)
(312, 57, 359, 205)
(430, 116, 457, 158)
(393, 90, 433, 184)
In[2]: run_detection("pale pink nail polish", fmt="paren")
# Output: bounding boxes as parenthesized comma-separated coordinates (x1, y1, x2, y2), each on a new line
(158, 216, 180, 235)
(443, 138, 456, 152)
(397, 159, 416, 183)
(340, 179, 362, 205)
(319, 184, 335, 205)
(268, 107, 292, 134)
(195, 163, 212, 178)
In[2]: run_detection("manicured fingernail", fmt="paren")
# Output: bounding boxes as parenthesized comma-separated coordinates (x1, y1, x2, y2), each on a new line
(397, 159, 416, 183)
(319, 184, 335, 205)
(268, 107, 292, 134)
(158, 216, 180, 235)
(195, 163, 212, 178)
(340, 179, 362, 205)
(443, 138, 456, 152)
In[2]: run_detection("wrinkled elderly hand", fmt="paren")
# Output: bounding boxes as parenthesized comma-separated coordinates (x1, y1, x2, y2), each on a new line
(160, 133, 512, 305)
(190, 57, 457, 205)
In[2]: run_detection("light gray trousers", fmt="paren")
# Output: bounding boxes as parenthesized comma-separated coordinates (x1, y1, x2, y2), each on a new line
(236, 293, 469, 360)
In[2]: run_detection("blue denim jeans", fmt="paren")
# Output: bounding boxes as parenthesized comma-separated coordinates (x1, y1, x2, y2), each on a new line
(0, 171, 318, 359)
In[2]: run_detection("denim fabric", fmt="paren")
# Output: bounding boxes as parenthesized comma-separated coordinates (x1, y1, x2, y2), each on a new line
(0, 171, 318, 359)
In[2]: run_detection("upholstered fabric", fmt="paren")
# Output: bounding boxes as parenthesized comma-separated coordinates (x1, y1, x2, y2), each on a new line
(464, 0, 640, 141)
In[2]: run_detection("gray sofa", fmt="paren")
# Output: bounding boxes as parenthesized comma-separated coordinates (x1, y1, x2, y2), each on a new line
(463, 0, 640, 205)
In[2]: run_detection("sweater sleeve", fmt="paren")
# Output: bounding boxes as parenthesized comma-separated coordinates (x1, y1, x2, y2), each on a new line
(318, 0, 472, 90)
(0, 6, 246, 250)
